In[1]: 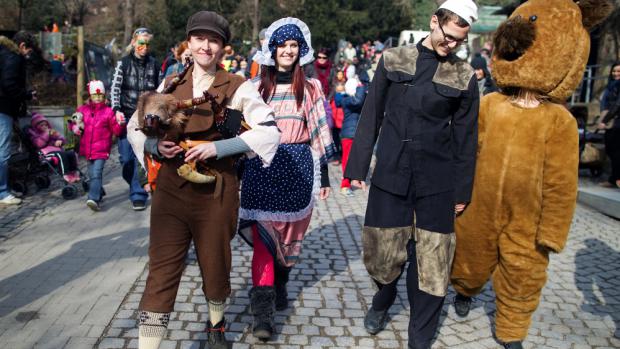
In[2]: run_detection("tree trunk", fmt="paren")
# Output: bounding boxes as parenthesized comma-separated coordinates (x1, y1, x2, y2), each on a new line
(123, 0, 135, 47)
(252, 0, 260, 44)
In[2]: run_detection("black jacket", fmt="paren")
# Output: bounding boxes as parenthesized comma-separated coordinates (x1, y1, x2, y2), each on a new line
(344, 43, 479, 203)
(0, 36, 32, 117)
(110, 52, 160, 117)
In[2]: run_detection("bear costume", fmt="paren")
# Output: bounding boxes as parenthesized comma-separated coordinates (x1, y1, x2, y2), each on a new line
(450, 0, 613, 346)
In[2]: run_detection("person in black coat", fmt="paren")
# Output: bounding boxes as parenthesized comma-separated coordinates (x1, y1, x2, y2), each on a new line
(344, 1, 479, 348)
(598, 61, 620, 188)
(470, 52, 498, 97)
(110, 27, 161, 210)
(0, 31, 37, 206)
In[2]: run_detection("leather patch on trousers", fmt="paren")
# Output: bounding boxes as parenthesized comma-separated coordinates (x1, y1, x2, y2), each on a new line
(362, 226, 412, 284)
(414, 228, 456, 297)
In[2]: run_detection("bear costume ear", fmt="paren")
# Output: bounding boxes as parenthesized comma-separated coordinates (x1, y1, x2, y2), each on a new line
(576, 0, 614, 30)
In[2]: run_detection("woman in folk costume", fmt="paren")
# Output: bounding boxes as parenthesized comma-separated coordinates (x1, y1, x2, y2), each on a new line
(238, 17, 336, 341)
(126, 11, 280, 349)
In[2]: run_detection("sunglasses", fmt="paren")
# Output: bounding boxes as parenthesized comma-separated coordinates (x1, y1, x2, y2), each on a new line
(317, 55, 328, 59)
(136, 40, 150, 46)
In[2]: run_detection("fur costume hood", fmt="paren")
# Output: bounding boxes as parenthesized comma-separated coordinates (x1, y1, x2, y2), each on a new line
(492, 0, 613, 101)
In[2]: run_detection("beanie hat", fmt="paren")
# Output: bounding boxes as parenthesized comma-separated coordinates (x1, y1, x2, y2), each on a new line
(438, 0, 478, 26)
(470, 54, 487, 70)
(87, 80, 105, 95)
(31, 113, 49, 128)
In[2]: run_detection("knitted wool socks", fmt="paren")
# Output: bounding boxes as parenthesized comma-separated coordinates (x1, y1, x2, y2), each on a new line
(208, 300, 225, 325)
(139, 311, 169, 349)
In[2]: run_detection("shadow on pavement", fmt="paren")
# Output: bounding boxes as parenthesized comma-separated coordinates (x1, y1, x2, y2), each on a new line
(575, 238, 620, 338)
(0, 228, 148, 319)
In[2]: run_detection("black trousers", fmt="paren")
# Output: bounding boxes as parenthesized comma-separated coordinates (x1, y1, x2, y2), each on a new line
(605, 128, 620, 184)
(371, 240, 444, 349)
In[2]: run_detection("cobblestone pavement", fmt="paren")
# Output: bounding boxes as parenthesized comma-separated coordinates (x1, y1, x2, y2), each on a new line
(97, 163, 620, 349)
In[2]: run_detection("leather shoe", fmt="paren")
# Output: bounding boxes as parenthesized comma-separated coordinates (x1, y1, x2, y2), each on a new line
(503, 341, 523, 349)
(364, 307, 389, 335)
(454, 294, 472, 317)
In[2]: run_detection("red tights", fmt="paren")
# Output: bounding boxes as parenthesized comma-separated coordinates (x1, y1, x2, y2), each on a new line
(251, 225, 275, 286)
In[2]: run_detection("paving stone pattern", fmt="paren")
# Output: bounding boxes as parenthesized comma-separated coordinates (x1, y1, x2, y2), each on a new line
(98, 163, 620, 349)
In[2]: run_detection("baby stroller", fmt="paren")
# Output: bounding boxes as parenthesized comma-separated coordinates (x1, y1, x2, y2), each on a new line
(570, 106, 605, 177)
(8, 123, 89, 199)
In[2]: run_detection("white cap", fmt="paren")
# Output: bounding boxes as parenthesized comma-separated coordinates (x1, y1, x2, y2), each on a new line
(88, 80, 105, 95)
(438, 0, 478, 26)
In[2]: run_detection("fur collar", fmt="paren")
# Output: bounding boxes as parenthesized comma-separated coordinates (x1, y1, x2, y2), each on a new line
(0, 36, 20, 54)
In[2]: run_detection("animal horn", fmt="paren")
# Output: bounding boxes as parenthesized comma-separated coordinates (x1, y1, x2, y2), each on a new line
(175, 91, 219, 109)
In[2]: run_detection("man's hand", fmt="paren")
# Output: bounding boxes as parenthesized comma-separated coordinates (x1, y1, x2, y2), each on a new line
(455, 203, 467, 215)
(185, 142, 217, 162)
(351, 180, 367, 192)
(158, 140, 183, 158)
(597, 122, 610, 130)
(319, 187, 331, 200)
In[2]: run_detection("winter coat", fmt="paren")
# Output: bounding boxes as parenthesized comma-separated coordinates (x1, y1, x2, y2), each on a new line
(110, 52, 160, 118)
(76, 101, 123, 160)
(329, 99, 344, 129)
(28, 114, 65, 154)
(335, 84, 368, 139)
(0, 36, 33, 117)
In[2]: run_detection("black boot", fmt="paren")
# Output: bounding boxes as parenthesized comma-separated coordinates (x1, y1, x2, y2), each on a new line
(454, 293, 472, 317)
(502, 341, 523, 349)
(274, 264, 292, 311)
(249, 286, 276, 340)
(364, 307, 389, 335)
(206, 319, 230, 349)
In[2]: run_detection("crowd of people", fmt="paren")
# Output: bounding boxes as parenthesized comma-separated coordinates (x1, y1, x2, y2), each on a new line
(0, 1, 618, 349)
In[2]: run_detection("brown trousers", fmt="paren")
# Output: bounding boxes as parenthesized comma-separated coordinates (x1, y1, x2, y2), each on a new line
(139, 161, 239, 313)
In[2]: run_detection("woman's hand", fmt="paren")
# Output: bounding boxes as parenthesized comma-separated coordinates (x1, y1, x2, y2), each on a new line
(185, 142, 217, 163)
(158, 140, 183, 158)
(54, 140, 63, 147)
(319, 187, 331, 200)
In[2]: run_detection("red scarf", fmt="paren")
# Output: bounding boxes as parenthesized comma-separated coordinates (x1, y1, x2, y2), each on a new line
(314, 59, 332, 96)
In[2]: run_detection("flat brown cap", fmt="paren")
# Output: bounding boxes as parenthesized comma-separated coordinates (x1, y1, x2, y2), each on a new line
(186, 11, 231, 43)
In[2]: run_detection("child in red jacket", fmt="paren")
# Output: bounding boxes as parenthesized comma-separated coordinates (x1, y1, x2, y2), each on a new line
(71, 80, 125, 211)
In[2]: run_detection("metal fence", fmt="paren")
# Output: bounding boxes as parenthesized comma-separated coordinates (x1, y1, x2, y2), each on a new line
(571, 64, 608, 105)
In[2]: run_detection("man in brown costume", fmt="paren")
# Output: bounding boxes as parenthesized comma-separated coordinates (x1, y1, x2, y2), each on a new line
(450, 1, 613, 348)
(127, 11, 280, 349)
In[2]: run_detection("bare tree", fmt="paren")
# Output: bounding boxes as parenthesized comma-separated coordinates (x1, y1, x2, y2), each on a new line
(61, 0, 93, 26)
(17, 0, 35, 30)
(252, 0, 260, 43)
(123, 0, 135, 46)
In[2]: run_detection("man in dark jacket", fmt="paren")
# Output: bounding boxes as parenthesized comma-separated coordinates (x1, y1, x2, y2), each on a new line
(110, 27, 160, 210)
(0, 31, 37, 205)
(344, 1, 479, 348)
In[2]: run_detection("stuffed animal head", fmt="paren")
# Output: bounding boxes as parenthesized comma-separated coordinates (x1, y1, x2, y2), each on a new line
(136, 92, 190, 137)
(492, 0, 613, 102)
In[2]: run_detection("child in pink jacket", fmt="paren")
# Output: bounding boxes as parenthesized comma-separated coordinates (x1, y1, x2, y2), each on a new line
(72, 80, 125, 211)
(28, 113, 80, 183)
